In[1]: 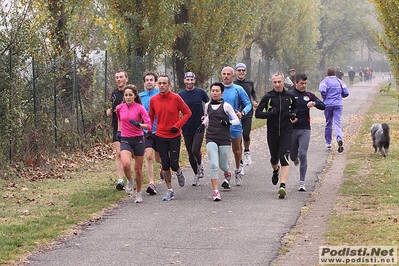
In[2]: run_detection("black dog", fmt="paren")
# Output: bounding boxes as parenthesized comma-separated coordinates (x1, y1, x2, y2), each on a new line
(370, 123, 390, 157)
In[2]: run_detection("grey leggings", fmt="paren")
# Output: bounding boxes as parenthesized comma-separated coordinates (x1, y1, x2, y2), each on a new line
(206, 142, 231, 180)
(290, 129, 311, 181)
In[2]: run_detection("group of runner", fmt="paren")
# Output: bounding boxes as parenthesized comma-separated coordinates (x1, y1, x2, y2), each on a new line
(107, 66, 347, 202)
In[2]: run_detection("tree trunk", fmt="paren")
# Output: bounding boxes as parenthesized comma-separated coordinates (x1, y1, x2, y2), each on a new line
(173, 4, 190, 91)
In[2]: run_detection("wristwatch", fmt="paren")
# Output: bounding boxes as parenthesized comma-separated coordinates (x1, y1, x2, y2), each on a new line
(241, 110, 245, 116)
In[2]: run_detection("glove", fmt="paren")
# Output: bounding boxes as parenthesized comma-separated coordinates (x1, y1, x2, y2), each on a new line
(170, 127, 179, 133)
(197, 124, 205, 133)
(129, 119, 141, 128)
(220, 120, 231, 127)
(116, 131, 121, 141)
(289, 113, 297, 120)
(145, 131, 155, 141)
(269, 107, 279, 115)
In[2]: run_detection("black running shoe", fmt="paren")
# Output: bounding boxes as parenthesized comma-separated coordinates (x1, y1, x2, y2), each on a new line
(116, 180, 124, 191)
(338, 140, 344, 153)
(272, 166, 280, 185)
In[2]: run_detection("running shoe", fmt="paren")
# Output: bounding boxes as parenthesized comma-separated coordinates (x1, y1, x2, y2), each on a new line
(197, 164, 204, 178)
(337, 140, 344, 153)
(235, 169, 242, 186)
(192, 174, 200, 186)
(134, 191, 143, 203)
(278, 187, 286, 199)
(221, 178, 231, 189)
(146, 183, 157, 195)
(116, 180, 124, 191)
(222, 171, 231, 189)
(125, 179, 133, 195)
(272, 166, 280, 185)
(176, 170, 186, 187)
(325, 144, 332, 150)
(294, 158, 299, 166)
(240, 161, 245, 175)
(243, 151, 252, 165)
(298, 181, 306, 192)
(212, 191, 221, 201)
(162, 189, 174, 201)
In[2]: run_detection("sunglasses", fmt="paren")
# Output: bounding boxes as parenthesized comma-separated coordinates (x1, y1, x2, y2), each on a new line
(237, 69, 246, 72)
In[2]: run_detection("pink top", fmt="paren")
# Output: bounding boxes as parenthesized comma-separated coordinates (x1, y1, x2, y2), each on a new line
(116, 102, 151, 138)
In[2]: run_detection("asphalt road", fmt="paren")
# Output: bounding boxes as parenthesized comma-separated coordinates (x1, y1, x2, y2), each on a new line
(25, 77, 386, 266)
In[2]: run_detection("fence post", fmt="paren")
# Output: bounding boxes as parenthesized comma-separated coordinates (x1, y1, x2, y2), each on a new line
(53, 56, 57, 152)
(32, 56, 38, 156)
(104, 50, 108, 124)
(8, 47, 13, 163)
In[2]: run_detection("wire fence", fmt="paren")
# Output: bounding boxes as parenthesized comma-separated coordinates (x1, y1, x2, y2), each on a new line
(0, 48, 282, 166)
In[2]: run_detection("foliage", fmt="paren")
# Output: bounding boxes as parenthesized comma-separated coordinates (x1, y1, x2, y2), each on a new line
(172, 0, 261, 88)
(373, 0, 399, 83)
(251, 0, 320, 81)
(317, 0, 375, 70)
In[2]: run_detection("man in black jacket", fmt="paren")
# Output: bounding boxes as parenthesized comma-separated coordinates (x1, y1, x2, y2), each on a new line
(255, 73, 298, 199)
(233, 63, 258, 170)
(290, 73, 325, 192)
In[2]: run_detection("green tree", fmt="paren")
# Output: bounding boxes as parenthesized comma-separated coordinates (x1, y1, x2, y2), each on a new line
(317, 0, 373, 70)
(251, 0, 320, 89)
(373, 0, 399, 82)
(172, 0, 259, 88)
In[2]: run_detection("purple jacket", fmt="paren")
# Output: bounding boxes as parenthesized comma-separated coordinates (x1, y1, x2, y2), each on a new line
(319, 76, 349, 107)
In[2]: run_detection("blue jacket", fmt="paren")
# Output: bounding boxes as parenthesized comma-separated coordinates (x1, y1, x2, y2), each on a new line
(222, 83, 252, 132)
(319, 76, 349, 107)
(139, 88, 160, 132)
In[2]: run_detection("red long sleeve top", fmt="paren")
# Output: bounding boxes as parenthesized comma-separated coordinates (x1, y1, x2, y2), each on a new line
(149, 90, 192, 138)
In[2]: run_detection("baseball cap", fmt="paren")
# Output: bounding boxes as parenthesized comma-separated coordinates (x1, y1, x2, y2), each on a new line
(184, 72, 196, 79)
(289, 68, 296, 72)
(235, 63, 247, 70)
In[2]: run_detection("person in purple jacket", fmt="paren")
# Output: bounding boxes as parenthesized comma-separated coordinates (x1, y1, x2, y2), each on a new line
(319, 67, 349, 153)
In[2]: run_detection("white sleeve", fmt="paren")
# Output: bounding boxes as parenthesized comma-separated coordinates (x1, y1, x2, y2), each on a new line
(203, 103, 209, 126)
(224, 103, 240, 126)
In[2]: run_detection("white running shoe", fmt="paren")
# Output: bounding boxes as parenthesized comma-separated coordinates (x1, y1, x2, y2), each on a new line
(212, 191, 221, 201)
(197, 164, 204, 178)
(235, 169, 242, 186)
(298, 181, 306, 192)
(240, 161, 245, 175)
(125, 179, 133, 195)
(134, 191, 143, 203)
(192, 174, 200, 186)
(243, 151, 252, 165)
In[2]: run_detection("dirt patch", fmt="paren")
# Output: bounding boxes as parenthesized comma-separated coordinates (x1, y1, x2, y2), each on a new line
(273, 86, 379, 266)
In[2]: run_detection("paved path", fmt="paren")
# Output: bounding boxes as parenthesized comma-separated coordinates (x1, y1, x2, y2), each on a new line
(25, 78, 385, 266)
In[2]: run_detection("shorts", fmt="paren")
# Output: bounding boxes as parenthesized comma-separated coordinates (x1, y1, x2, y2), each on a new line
(230, 124, 243, 140)
(144, 134, 158, 151)
(120, 136, 145, 156)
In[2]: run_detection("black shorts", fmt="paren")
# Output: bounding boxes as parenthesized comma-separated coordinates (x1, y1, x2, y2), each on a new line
(144, 133, 158, 151)
(120, 136, 145, 156)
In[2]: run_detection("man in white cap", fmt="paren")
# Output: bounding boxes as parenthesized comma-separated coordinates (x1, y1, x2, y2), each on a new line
(178, 72, 209, 186)
(233, 63, 258, 169)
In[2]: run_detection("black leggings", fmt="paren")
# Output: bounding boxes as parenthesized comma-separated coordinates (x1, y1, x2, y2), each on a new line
(241, 116, 253, 143)
(183, 132, 204, 174)
(156, 135, 181, 172)
(267, 133, 292, 166)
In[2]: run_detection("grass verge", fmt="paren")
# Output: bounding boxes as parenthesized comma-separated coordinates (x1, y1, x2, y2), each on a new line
(325, 91, 399, 247)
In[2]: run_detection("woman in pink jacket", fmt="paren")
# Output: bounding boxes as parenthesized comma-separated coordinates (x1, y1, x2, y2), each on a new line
(116, 84, 152, 203)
